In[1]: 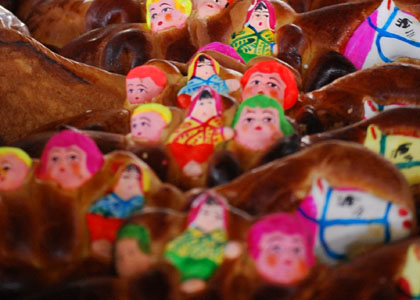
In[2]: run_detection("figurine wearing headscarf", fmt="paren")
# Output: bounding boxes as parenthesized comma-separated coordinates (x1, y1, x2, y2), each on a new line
(177, 53, 239, 108)
(229, 0, 277, 63)
(169, 86, 234, 177)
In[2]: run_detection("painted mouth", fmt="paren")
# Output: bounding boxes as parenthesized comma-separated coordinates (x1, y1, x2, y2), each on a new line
(158, 21, 163, 26)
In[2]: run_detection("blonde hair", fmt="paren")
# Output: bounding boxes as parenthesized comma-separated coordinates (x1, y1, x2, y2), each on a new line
(132, 103, 172, 124)
(0, 147, 32, 167)
(146, 0, 192, 30)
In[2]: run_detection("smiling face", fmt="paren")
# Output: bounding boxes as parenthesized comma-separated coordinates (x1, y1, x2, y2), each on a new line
(192, 202, 225, 232)
(149, 0, 187, 32)
(242, 72, 286, 104)
(248, 3, 270, 32)
(0, 154, 30, 191)
(113, 166, 143, 200)
(45, 145, 92, 189)
(195, 0, 228, 18)
(131, 111, 167, 142)
(256, 232, 309, 285)
(234, 106, 282, 151)
(115, 238, 152, 278)
(126, 77, 163, 105)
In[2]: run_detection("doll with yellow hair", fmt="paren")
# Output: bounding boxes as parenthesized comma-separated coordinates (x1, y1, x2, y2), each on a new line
(146, 0, 192, 33)
(130, 103, 173, 144)
(0, 147, 32, 191)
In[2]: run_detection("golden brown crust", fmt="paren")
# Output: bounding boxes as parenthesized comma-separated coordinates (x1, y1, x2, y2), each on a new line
(215, 141, 414, 217)
(0, 28, 126, 144)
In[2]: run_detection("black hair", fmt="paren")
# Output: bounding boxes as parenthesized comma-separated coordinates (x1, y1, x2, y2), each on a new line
(198, 55, 211, 63)
(125, 164, 141, 174)
(199, 89, 213, 100)
(205, 196, 219, 205)
(255, 1, 267, 11)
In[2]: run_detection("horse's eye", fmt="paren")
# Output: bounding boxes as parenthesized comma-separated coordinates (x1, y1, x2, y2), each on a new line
(341, 195, 355, 206)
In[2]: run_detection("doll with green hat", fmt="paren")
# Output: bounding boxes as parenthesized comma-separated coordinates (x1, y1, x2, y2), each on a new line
(114, 224, 153, 278)
(232, 94, 294, 152)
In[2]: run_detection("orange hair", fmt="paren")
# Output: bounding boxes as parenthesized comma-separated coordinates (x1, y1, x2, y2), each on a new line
(126, 65, 167, 87)
(241, 61, 298, 110)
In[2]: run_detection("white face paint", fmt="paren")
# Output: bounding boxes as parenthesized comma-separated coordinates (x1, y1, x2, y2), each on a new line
(344, 0, 420, 69)
(298, 178, 412, 264)
(363, 99, 406, 119)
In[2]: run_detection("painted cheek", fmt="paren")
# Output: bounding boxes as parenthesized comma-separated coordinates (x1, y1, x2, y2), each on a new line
(240, 124, 249, 133)
(265, 253, 278, 267)
(165, 13, 173, 21)
(269, 90, 280, 100)
(71, 162, 83, 178)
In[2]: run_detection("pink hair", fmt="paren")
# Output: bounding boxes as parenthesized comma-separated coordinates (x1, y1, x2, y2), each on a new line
(247, 212, 316, 266)
(245, 0, 276, 32)
(187, 86, 223, 117)
(37, 130, 104, 178)
(197, 42, 246, 64)
(187, 192, 229, 229)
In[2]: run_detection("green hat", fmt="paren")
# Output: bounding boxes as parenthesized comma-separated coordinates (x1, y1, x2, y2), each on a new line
(232, 95, 294, 135)
(116, 224, 151, 254)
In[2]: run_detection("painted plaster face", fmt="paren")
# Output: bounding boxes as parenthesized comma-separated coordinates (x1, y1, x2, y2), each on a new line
(45, 145, 92, 189)
(248, 5, 270, 32)
(234, 107, 282, 151)
(192, 202, 225, 232)
(344, 0, 420, 69)
(0, 154, 29, 191)
(363, 125, 420, 185)
(194, 57, 215, 80)
(242, 72, 286, 104)
(256, 232, 309, 285)
(126, 77, 164, 105)
(115, 238, 152, 278)
(298, 178, 413, 264)
(195, 0, 228, 18)
(190, 97, 218, 122)
(149, 0, 187, 32)
(131, 111, 167, 142)
(363, 99, 405, 119)
(113, 167, 143, 200)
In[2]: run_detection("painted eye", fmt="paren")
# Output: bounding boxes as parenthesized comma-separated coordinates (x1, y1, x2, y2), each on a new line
(245, 117, 254, 123)
(140, 122, 150, 127)
(267, 82, 277, 88)
(264, 14, 269, 18)
(341, 195, 355, 206)
(251, 80, 261, 85)
(51, 156, 59, 162)
(129, 89, 134, 93)
(69, 155, 78, 160)
(132, 123, 137, 128)
(138, 88, 145, 93)
(293, 247, 301, 254)
(162, 7, 172, 12)
(151, 13, 157, 19)
(263, 117, 272, 122)
(271, 245, 281, 252)
(3, 166, 10, 171)
(393, 143, 411, 158)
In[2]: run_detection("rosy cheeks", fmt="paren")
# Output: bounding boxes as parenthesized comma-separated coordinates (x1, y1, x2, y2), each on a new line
(265, 253, 278, 266)
(71, 162, 83, 178)
(165, 13, 173, 21)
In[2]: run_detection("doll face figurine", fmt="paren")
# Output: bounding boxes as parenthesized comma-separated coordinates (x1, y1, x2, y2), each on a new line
(363, 125, 420, 185)
(115, 224, 152, 278)
(194, 0, 229, 19)
(248, 213, 315, 285)
(188, 89, 218, 122)
(247, 1, 270, 32)
(131, 103, 172, 143)
(0, 147, 32, 191)
(126, 65, 167, 105)
(113, 164, 144, 201)
(37, 130, 104, 190)
(241, 60, 298, 109)
(147, 0, 192, 32)
(298, 177, 413, 264)
(232, 95, 294, 151)
(194, 55, 216, 80)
